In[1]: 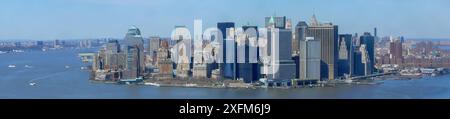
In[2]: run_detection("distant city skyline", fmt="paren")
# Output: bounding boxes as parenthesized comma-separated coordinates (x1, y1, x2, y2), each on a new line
(1, 0, 450, 40)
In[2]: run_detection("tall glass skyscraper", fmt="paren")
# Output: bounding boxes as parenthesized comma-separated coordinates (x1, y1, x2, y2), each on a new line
(299, 15, 339, 80)
(122, 26, 145, 79)
(217, 22, 236, 79)
(338, 34, 352, 77)
(236, 26, 260, 83)
(360, 32, 375, 74)
(299, 37, 321, 81)
(264, 16, 296, 81)
(352, 50, 365, 76)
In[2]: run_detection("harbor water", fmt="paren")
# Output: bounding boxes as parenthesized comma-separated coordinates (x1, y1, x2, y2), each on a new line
(1, 48, 450, 99)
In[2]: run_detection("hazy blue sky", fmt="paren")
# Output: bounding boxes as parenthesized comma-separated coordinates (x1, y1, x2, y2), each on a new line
(1, 0, 449, 40)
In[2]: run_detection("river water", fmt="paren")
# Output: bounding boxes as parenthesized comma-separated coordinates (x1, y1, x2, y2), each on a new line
(1, 48, 450, 99)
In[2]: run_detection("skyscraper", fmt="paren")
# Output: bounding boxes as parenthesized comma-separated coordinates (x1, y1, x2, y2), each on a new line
(264, 16, 296, 80)
(352, 49, 365, 76)
(390, 36, 404, 64)
(236, 25, 260, 83)
(360, 45, 372, 75)
(172, 27, 191, 79)
(354, 33, 360, 47)
(297, 15, 338, 80)
(360, 32, 375, 74)
(351, 44, 372, 76)
(265, 16, 286, 29)
(295, 21, 308, 46)
(157, 40, 173, 79)
(122, 26, 145, 80)
(277, 29, 293, 60)
(104, 39, 122, 72)
(217, 22, 236, 79)
(106, 40, 120, 53)
(285, 18, 292, 30)
(374, 27, 377, 37)
(148, 36, 161, 67)
(299, 37, 321, 81)
(338, 34, 352, 77)
(124, 45, 141, 79)
(192, 45, 207, 79)
(204, 30, 221, 79)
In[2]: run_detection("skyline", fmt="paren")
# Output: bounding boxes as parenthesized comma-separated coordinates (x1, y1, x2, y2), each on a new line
(1, 0, 450, 40)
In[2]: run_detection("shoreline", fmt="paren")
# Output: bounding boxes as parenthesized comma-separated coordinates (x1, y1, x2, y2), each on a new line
(141, 79, 256, 89)
(90, 78, 385, 89)
(89, 73, 449, 89)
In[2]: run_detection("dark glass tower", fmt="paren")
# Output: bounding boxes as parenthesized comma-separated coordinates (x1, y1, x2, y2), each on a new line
(359, 32, 375, 75)
(338, 34, 352, 77)
(236, 26, 260, 83)
(217, 22, 236, 79)
(122, 26, 145, 79)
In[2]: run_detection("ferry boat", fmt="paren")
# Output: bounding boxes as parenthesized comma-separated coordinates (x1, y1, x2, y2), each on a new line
(12, 50, 24, 53)
(118, 77, 144, 84)
(25, 65, 32, 68)
(344, 79, 353, 83)
(144, 82, 161, 87)
(399, 70, 421, 76)
(420, 68, 435, 74)
(8, 65, 16, 68)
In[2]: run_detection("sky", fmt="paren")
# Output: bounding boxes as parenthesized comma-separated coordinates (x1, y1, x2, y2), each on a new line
(1, 0, 450, 40)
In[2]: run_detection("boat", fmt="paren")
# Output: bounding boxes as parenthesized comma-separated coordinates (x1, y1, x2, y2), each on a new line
(12, 50, 24, 53)
(8, 65, 16, 68)
(400, 72, 421, 76)
(420, 68, 436, 74)
(344, 79, 353, 83)
(25, 65, 32, 68)
(65, 65, 70, 68)
(144, 82, 161, 87)
(29, 82, 36, 86)
(399, 69, 421, 76)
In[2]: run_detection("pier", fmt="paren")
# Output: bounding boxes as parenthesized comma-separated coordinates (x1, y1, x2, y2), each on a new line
(78, 53, 95, 63)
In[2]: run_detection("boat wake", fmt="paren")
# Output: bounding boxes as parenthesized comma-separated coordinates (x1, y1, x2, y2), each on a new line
(28, 69, 72, 86)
